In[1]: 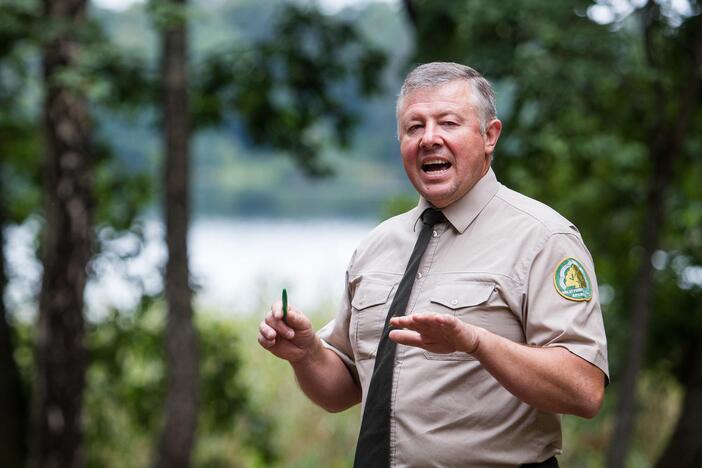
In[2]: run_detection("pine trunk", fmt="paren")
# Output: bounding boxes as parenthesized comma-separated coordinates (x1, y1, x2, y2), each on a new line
(155, 0, 199, 466)
(605, 152, 667, 468)
(654, 337, 702, 468)
(32, 0, 93, 466)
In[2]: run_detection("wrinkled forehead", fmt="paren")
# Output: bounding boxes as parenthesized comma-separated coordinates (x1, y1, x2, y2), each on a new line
(397, 80, 475, 120)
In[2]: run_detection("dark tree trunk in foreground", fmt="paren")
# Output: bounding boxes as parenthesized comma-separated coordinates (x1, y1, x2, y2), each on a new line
(0, 180, 29, 467)
(32, 0, 93, 466)
(155, 0, 199, 466)
(607, 6, 702, 467)
(654, 336, 702, 468)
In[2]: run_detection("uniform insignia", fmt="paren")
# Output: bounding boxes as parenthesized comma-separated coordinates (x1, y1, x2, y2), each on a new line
(554, 257, 592, 302)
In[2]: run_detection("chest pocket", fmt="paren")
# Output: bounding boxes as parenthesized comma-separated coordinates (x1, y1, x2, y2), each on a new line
(423, 281, 494, 361)
(351, 280, 395, 361)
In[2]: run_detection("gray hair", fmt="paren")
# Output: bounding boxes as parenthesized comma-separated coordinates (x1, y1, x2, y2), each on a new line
(396, 62, 497, 134)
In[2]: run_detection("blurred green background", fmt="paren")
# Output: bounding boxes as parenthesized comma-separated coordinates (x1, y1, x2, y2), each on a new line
(1, 0, 701, 467)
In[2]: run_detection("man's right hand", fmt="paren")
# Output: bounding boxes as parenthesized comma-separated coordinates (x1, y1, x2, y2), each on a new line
(258, 299, 362, 412)
(257, 300, 320, 363)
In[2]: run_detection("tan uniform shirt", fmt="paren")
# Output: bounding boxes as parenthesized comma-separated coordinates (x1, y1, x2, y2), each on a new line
(318, 168, 609, 467)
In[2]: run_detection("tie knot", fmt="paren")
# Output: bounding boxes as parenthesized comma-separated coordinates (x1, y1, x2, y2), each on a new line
(421, 208, 445, 226)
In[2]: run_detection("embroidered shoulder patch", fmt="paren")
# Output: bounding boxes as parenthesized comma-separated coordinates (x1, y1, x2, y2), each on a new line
(554, 257, 592, 302)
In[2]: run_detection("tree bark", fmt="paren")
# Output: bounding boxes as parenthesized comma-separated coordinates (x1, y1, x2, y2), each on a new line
(401, 0, 418, 29)
(31, 0, 93, 467)
(654, 336, 702, 468)
(155, 0, 199, 466)
(605, 148, 670, 468)
(0, 174, 29, 467)
(606, 8, 702, 467)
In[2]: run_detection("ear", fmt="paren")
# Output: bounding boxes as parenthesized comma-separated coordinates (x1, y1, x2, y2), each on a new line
(483, 119, 502, 156)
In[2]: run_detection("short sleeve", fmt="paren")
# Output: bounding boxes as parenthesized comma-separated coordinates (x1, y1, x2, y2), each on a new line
(318, 254, 359, 383)
(523, 233, 609, 381)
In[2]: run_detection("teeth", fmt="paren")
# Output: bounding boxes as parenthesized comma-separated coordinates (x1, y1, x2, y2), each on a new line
(422, 159, 451, 173)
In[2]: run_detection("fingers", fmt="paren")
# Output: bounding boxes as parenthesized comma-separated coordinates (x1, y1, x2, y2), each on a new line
(258, 320, 277, 349)
(392, 313, 482, 354)
(271, 299, 285, 321)
(390, 313, 453, 330)
(265, 307, 295, 340)
(273, 300, 312, 334)
(282, 305, 311, 330)
(262, 300, 312, 347)
(258, 332, 275, 349)
(388, 329, 424, 347)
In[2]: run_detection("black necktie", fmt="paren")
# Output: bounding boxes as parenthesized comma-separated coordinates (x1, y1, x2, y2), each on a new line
(354, 207, 446, 467)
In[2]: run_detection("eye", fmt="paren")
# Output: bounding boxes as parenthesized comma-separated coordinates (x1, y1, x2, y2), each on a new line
(441, 121, 459, 128)
(406, 124, 423, 134)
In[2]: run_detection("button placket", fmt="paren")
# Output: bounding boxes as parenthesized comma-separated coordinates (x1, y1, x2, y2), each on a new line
(406, 221, 442, 316)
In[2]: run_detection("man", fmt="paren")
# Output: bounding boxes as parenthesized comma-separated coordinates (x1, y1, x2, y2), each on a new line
(257, 62, 608, 467)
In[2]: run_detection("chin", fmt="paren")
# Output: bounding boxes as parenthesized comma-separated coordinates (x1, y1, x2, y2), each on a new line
(422, 195, 452, 208)
(420, 187, 454, 207)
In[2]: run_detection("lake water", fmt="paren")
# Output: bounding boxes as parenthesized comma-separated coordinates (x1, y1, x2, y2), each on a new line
(5, 217, 376, 320)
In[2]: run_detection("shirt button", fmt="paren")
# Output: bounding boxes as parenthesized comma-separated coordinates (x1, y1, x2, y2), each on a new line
(432, 230, 438, 238)
(416, 272, 423, 279)
(451, 299, 458, 306)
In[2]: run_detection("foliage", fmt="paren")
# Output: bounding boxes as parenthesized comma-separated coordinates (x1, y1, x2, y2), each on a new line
(10, 303, 360, 467)
(191, 3, 387, 176)
(0, 0, 42, 224)
(85, 301, 276, 467)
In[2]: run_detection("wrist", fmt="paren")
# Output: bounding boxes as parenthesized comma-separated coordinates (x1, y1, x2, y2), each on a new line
(466, 326, 487, 355)
(290, 336, 324, 368)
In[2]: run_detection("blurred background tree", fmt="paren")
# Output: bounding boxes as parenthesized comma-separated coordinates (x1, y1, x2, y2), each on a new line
(153, 0, 200, 465)
(32, 0, 95, 465)
(2, 0, 702, 467)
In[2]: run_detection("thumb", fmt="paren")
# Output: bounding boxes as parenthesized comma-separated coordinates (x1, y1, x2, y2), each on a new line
(284, 305, 312, 331)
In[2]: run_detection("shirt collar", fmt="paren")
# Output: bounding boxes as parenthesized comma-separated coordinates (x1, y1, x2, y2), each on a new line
(415, 167, 500, 234)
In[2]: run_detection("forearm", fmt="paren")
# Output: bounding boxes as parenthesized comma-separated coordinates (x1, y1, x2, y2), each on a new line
(472, 329, 604, 418)
(290, 337, 361, 413)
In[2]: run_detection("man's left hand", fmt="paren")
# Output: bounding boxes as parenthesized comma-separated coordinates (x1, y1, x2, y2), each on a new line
(389, 313, 483, 355)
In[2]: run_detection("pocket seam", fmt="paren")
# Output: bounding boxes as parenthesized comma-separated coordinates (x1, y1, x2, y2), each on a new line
(352, 280, 395, 361)
(351, 281, 394, 310)
(429, 281, 494, 309)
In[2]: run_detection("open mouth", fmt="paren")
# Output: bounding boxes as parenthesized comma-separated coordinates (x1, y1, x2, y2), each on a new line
(422, 159, 452, 173)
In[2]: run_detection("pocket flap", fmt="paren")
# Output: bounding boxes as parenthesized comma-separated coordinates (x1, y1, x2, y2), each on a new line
(352, 281, 394, 310)
(430, 282, 494, 310)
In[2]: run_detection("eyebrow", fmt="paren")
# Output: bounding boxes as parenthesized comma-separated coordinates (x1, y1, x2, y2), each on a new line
(402, 111, 463, 122)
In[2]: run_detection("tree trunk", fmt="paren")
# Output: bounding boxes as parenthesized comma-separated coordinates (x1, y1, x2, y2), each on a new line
(606, 9, 702, 466)
(155, 0, 199, 466)
(0, 176, 29, 467)
(31, 0, 93, 467)
(605, 151, 669, 468)
(401, 0, 418, 29)
(654, 336, 702, 468)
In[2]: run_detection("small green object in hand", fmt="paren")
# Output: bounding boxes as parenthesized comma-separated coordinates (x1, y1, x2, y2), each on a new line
(282, 288, 288, 323)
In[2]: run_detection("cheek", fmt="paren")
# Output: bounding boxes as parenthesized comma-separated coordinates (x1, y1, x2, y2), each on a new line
(400, 145, 417, 166)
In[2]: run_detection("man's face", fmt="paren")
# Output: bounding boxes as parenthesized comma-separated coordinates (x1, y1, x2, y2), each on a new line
(397, 80, 501, 208)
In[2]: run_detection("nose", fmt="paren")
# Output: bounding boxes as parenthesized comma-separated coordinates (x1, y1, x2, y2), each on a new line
(420, 122, 442, 149)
